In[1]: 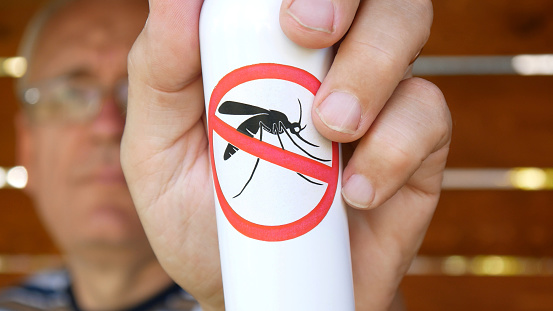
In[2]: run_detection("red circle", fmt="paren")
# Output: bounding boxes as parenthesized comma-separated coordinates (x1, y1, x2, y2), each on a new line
(208, 63, 339, 241)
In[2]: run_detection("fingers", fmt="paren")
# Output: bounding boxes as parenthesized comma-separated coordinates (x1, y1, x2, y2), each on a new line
(122, 0, 206, 181)
(121, 2, 222, 304)
(342, 77, 451, 209)
(312, 0, 433, 143)
(348, 166, 441, 311)
(135, 0, 202, 90)
(279, 0, 360, 49)
(346, 78, 450, 310)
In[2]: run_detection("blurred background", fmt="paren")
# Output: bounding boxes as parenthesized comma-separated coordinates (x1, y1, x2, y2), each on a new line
(0, 0, 552, 310)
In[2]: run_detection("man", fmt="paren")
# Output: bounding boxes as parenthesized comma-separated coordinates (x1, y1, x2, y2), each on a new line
(2, 1, 197, 310)
(2, 0, 451, 310)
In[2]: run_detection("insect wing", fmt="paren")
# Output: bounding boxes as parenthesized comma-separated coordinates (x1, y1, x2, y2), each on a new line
(218, 101, 269, 115)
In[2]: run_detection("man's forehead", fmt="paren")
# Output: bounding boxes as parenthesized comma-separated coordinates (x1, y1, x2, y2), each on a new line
(42, 0, 147, 40)
(28, 0, 148, 83)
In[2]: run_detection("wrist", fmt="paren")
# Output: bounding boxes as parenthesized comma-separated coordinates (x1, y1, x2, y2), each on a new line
(199, 302, 225, 311)
(197, 293, 225, 311)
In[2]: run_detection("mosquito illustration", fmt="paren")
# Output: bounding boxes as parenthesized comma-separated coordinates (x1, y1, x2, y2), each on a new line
(218, 99, 330, 198)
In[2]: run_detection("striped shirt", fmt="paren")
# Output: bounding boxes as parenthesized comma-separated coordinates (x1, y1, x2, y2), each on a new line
(0, 270, 200, 311)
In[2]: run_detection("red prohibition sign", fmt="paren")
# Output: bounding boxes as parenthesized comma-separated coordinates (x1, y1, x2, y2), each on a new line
(209, 63, 339, 241)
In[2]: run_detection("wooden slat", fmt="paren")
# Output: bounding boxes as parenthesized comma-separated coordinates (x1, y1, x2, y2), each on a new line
(0, 1, 43, 55)
(0, 275, 25, 288)
(428, 75, 553, 167)
(442, 168, 553, 191)
(408, 255, 553, 277)
(0, 190, 57, 254)
(0, 0, 39, 168)
(427, 0, 553, 55)
(0, 80, 18, 166)
(401, 276, 553, 311)
(420, 191, 553, 256)
(0, 0, 35, 258)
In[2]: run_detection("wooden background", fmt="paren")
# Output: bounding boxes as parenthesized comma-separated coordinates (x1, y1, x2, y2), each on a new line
(1, 0, 552, 310)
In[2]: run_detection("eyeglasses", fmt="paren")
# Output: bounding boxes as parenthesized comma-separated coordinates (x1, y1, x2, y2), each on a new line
(20, 75, 128, 123)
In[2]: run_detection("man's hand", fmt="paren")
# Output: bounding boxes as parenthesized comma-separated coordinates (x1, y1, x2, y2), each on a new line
(121, 0, 451, 310)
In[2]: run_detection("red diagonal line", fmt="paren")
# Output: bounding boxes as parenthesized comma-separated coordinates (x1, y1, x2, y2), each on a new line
(212, 116, 333, 182)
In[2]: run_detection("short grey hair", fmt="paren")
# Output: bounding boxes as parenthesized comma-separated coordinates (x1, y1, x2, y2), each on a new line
(16, 0, 74, 96)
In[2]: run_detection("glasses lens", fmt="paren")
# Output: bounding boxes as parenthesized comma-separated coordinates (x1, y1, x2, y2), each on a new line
(26, 78, 102, 122)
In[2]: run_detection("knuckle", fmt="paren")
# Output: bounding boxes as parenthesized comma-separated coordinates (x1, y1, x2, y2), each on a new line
(127, 46, 140, 75)
(383, 140, 416, 175)
(403, 0, 434, 44)
(371, 129, 415, 174)
(343, 38, 399, 78)
(405, 77, 444, 105)
(402, 77, 452, 143)
(127, 35, 148, 77)
(410, 0, 434, 22)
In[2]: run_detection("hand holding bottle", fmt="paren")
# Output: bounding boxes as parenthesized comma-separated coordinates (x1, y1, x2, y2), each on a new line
(121, 0, 451, 310)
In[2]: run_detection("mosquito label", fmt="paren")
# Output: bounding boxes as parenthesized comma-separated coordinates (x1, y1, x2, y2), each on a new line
(208, 63, 339, 241)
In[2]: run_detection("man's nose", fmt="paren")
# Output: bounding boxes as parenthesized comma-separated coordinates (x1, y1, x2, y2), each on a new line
(89, 96, 125, 140)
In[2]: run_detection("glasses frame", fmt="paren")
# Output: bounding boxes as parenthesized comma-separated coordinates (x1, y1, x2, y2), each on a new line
(19, 74, 128, 123)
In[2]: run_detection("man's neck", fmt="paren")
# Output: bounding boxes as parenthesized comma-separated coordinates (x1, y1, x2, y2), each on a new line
(66, 250, 174, 311)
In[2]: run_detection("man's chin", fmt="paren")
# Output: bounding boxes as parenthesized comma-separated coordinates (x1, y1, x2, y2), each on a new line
(68, 238, 154, 266)
(88, 206, 135, 228)
(79, 221, 149, 253)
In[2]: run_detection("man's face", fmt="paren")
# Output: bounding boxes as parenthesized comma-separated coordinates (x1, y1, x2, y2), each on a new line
(18, 0, 150, 261)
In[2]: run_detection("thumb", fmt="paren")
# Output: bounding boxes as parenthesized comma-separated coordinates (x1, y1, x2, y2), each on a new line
(279, 0, 359, 49)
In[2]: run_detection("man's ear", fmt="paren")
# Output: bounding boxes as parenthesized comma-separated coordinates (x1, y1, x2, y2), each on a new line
(14, 111, 35, 193)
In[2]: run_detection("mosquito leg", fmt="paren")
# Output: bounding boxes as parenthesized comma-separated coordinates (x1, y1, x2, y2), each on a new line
(283, 130, 330, 162)
(276, 125, 286, 150)
(297, 173, 323, 185)
(233, 158, 260, 198)
(233, 128, 263, 198)
(295, 132, 318, 147)
(277, 123, 325, 186)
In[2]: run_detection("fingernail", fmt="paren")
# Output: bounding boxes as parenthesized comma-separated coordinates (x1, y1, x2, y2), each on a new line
(287, 0, 335, 34)
(316, 91, 361, 134)
(342, 174, 375, 209)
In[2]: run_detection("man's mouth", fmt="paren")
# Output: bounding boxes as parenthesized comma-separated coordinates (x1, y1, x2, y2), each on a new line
(75, 167, 128, 185)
